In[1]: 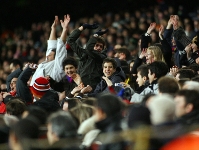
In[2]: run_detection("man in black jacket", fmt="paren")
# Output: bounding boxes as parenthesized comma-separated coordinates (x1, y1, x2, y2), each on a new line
(67, 23, 108, 91)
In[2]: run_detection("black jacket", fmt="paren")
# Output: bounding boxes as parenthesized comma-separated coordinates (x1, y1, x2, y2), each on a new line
(95, 114, 127, 150)
(16, 67, 33, 104)
(67, 29, 107, 90)
(88, 67, 126, 97)
(6, 68, 22, 92)
(176, 110, 199, 125)
(33, 90, 61, 114)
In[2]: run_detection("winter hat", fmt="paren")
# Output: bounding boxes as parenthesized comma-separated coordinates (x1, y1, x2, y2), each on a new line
(30, 77, 50, 98)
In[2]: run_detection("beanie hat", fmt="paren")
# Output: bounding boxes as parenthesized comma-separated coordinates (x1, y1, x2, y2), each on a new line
(30, 77, 50, 98)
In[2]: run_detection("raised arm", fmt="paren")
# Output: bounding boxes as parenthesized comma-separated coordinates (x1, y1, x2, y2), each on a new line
(171, 15, 192, 47)
(50, 14, 70, 82)
(49, 16, 59, 40)
(60, 14, 70, 43)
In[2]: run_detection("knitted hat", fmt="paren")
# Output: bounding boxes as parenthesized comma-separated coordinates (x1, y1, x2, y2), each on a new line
(30, 77, 50, 98)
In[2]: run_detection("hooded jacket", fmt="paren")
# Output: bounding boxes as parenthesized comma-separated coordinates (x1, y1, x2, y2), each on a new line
(88, 67, 126, 97)
(67, 29, 107, 90)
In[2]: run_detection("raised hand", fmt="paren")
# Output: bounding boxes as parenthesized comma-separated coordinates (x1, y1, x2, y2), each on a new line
(94, 29, 109, 36)
(82, 23, 99, 30)
(185, 44, 192, 59)
(51, 16, 59, 29)
(166, 15, 173, 29)
(71, 73, 82, 85)
(147, 22, 156, 34)
(169, 66, 178, 77)
(60, 14, 70, 30)
(159, 25, 164, 40)
(139, 48, 147, 59)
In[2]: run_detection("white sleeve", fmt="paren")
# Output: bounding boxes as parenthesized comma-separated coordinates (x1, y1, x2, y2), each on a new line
(46, 40, 57, 57)
(50, 38, 67, 82)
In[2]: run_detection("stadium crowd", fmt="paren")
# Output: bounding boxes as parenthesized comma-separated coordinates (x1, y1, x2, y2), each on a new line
(0, 1, 199, 150)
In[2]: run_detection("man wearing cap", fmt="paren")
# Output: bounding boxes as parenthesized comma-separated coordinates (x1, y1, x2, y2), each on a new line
(16, 63, 60, 113)
(30, 14, 70, 86)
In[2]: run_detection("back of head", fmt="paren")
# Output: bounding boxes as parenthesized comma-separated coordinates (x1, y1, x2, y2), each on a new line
(23, 105, 47, 125)
(117, 47, 131, 60)
(182, 81, 199, 92)
(30, 77, 50, 99)
(47, 111, 78, 138)
(158, 76, 179, 94)
(148, 61, 168, 79)
(10, 59, 23, 70)
(6, 98, 27, 119)
(9, 118, 40, 149)
(69, 104, 95, 125)
(176, 68, 195, 80)
(96, 93, 125, 117)
(128, 104, 151, 128)
(148, 94, 175, 125)
(189, 63, 199, 76)
(81, 97, 97, 106)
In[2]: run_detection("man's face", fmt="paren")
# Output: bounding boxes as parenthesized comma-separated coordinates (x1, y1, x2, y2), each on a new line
(103, 62, 116, 77)
(148, 69, 155, 83)
(10, 78, 17, 92)
(174, 95, 188, 118)
(64, 65, 77, 77)
(136, 71, 146, 87)
(94, 42, 103, 52)
(47, 51, 55, 62)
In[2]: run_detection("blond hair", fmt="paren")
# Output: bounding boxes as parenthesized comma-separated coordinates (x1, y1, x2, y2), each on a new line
(147, 46, 165, 62)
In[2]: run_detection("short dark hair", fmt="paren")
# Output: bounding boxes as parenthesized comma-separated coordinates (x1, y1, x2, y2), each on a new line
(96, 93, 125, 117)
(10, 118, 40, 149)
(96, 36, 106, 49)
(102, 57, 117, 69)
(176, 89, 199, 111)
(47, 111, 78, 138)
(148, 61, 168, 79)
(177, 68, 195, 80)
(188, 63, 199, 76)
(6, 98, 27, 118)
(116, 47, 131, 60)
(10, 59, 23, 69)
(137, 64, 148, 78)
(158, 76, 179, 94)
(62, 57, 78, 70)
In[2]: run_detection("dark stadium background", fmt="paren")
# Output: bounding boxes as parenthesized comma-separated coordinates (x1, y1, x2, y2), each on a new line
(0, 0, 197, 30)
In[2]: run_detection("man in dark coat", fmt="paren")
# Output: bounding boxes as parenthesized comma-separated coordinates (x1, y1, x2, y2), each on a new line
(67, 23, 108, 91)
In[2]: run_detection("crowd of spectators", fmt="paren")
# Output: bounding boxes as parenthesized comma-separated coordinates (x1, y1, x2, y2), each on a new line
(1, 1, 199, 150)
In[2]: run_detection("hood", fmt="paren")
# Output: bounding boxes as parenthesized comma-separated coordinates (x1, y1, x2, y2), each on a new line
(109, 67, 126, 81)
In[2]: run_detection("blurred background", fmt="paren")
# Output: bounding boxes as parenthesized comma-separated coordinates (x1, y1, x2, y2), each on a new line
(0, 0, 197, 30)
